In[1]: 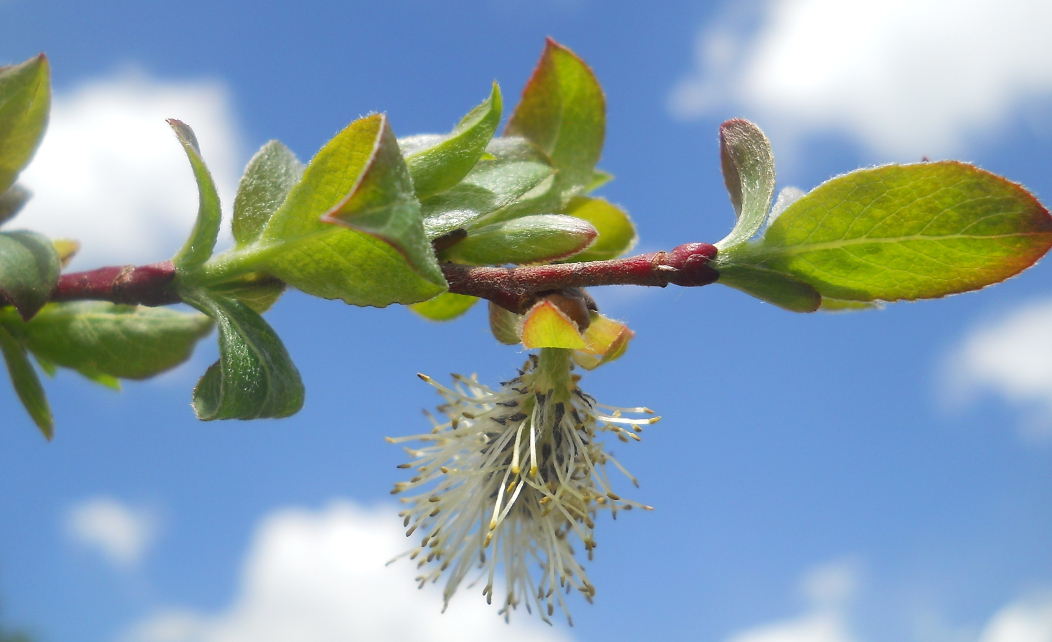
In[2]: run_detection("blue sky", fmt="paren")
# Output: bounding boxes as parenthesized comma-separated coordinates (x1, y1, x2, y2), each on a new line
(2, 1, 1052, 641)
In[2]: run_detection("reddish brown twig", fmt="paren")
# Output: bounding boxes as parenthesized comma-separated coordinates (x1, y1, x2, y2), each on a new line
(38, 244, 718, 312)
(443, 243, 719, 313)
(51, 260, 181, 307)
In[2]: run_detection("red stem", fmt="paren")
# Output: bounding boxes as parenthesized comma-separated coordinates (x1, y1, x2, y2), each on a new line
(41, 244, 719, 313)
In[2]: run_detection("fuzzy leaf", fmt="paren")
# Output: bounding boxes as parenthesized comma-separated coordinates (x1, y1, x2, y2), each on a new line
(585, 169, 613, 193)
(51, 239, 79, 268)
(562, 196, 636, 262)
(184, 290, 303, 421)
(2, 302, 213, 380)
(505, 39, 605, 208)
(321, 115, 444, 285)
(169, 119, 222, 271)
(402, 83, 502, 200)
(0, 55, 50, 194)
(209, 273, 286, 313)
(441, 214, 596, 265)
(421, 137, 554, 238)
(572, 313, 634, 370)
(0, 184, 31, 225)
(234, 140, 304, 247)
(410, 292, 479, 322)
(716, 119, 775, 250)
(520, 299, 587, 349)
(716, 264, 822, 313)
(260, 114, 445, 307)
(488, 302, 522, 345)
(0, 230, 59, 320)
(721, 162, 1052, 305)
(0, 322, 52, 439)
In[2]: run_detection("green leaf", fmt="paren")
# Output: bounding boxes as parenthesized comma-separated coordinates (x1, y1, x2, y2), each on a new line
(258, 113, 445, 307)
(234, 140, 304, 248)
(183, 290, 303, 421)
(2, 302, 213, 380)
(209, 272, 286, 313)
(0, 184, 31, 225)
(410, 292, 479, 321)
(505, 39, 605, 207)
(721, 161, 1052, 304)
(0, 322, 52, 439)
(0, 55, 50, 194)
(321, 115, 444, 285)
(716, 264, 821, 313)
(715, 119, 775, 251)
(401, 83, 502, 200)
(561, 196, 636, 262)
(819, 298, 882, 312)
(0, 230, 60, 320)
(440, 214, 596, 265)
(34, 354, 57, 377)
(585, 169, 614, 193)
(170, 119, 222, 271)
(488, 301, 522, 345)
(421, 136, 554, 238)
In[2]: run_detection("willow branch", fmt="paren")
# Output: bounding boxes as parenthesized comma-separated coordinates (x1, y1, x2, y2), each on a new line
(40, 244, 718, 313)
(443, 243, 719, 313)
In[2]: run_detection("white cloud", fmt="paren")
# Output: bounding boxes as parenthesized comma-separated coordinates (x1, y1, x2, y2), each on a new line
(978, 594, 1052, 642)
(670, 0, 1052, 158)
(124, 501, 570, 642)
(13, 70, 241, 269)
(66, 497, 158, 569)
(943, 298, 1052, 441)
(722, 558, 862, 642)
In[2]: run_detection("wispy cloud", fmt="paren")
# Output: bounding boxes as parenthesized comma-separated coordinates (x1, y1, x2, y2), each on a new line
(670, 0, 1052, 159)
(124, 501, 570, 642)
(65, 497, 158, 569)
(722, 558, 862, 642)
(942, 298, 1052, 441)
(978, 593, 1052, 642)
(719, 559, 1052, 642)
(14, 70, 241, 270)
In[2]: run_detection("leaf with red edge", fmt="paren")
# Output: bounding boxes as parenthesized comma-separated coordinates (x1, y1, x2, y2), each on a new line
(717, 161, 1052, 306)
(504, 39, 605, 209)
(520, 300, 586, 349)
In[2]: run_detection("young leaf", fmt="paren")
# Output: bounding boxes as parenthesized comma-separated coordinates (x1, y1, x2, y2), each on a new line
(183, 290, 303, 421)
(715, 119, 775, 251)
(488, 301, 522, 345)
(402, 83, 502, 200)
(0, 184, 31, 225)
(585, 169, 614, 193)
(505, 39, 605, 206)
(0, 230, 60, 320)
(520, 299, 587, 350)
(208, 272, 286, 313)
(572, 313, 634, 370)
(233, 140, 304, 247)
(0, 55, 50, 194)
(723, 162, 1052, 305)
(440, 214, 596, 265)
(321, 115, 444, 285)
(715, 264, 821, 313)
(421, 136, 554, 238)
(51, 239, 79, 268)
(561, 196, 636, 262)
(169, 119, 222, 271)
(410, 292, 478, 322)
(0, 323, 52, 439)
(3, 302, 213, 380)
(258, 113, 445, 307)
